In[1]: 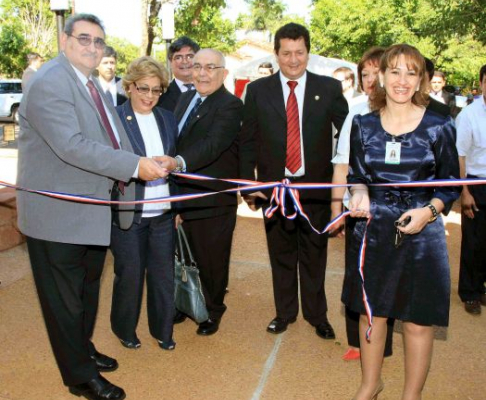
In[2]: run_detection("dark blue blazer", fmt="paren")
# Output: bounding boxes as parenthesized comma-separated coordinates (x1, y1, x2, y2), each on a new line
(116, 100, 178, 225)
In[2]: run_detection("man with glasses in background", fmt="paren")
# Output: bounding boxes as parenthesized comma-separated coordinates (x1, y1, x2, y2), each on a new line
(157, 36, 200, 112)
(161, 49, 243, 336)
(17, 13, 169, 400)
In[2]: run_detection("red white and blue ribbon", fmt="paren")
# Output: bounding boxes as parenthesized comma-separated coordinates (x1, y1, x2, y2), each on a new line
(3, 173, 486, 340)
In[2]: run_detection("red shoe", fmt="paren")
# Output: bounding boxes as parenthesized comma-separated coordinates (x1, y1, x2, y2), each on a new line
(342, 347, 361, 361)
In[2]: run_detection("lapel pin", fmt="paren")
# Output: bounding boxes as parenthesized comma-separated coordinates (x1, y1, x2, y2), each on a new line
(315, 95, 320, 101)
(127, 116, 132, 121)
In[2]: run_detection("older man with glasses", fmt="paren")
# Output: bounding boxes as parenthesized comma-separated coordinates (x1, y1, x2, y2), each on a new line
(17, 13, 169, 400)
(157, 36, 200, 112)
(160, 49, 244, 336)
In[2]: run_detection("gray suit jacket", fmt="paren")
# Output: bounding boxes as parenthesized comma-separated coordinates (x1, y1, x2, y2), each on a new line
(17, 54, 139, 246)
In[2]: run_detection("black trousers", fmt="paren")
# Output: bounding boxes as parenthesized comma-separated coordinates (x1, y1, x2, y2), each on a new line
(110, 212, 175, 343)
(459, 183, 486, 302)
(264, 197, 330, 326)
(26, 236, 106, 386)
(182, 210, 237, 320)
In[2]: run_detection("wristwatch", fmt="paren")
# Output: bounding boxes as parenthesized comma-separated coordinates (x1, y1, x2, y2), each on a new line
(174, 155, 184, 173)
(424, 203, 438, 222)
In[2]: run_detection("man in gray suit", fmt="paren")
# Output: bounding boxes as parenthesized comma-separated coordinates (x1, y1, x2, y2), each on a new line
(17, 14, 168, 400)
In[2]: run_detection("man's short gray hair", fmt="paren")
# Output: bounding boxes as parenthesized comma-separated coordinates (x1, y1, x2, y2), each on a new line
(64, 13, 105, 36)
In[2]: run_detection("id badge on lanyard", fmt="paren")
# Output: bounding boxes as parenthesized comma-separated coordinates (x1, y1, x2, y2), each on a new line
(385, 140, 401, 165)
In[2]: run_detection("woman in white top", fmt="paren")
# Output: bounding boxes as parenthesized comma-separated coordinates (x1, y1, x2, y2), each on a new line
(110, 56, 179, 351)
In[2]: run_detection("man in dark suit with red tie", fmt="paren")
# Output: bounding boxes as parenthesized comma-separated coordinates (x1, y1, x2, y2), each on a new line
(240, 23, 348, 339)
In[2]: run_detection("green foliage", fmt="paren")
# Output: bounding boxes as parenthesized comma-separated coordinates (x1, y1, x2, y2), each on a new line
(106, 37, 141, 76)
(0, 23, 28, 77)
(174, 0, 237, 53)
(0, 0, 57, 77)
(310, 0, 486, 88)
(238, 0, 286, 31)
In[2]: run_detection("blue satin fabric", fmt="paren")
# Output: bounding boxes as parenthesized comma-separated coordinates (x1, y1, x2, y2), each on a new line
(342, 109, 460, 327)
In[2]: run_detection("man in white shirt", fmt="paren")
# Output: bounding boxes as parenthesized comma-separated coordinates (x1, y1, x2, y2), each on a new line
(96, 46, 127, 106)
(456, 64, 486, 315)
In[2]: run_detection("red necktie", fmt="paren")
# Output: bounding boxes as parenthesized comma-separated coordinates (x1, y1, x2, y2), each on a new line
(286, 80, 302, 174)
(86, 80, 125, 194)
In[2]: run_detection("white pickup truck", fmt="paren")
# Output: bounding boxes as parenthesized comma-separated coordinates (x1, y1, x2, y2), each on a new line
(0, 79, 22, 123)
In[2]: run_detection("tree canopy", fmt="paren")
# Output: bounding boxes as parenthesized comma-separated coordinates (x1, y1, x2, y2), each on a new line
(0, 0, 484, 88)
(310, 0, 486, 89)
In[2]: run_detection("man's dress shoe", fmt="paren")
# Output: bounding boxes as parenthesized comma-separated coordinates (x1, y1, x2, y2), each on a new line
(158, 339, 176, 350)
(465, 300, 481, 315)
(196, 318, 220, 335)
(90, 351, 118, 372)
(173, 311, 187, 324)
(118, 337, 141, 349)
(69, 375, 126, 400)
(266, 317, 296, 334)
(315, 321, 336, 339)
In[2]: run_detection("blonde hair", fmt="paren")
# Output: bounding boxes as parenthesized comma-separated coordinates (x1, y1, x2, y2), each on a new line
(369, 44, 429, 111)
(122, 56, 169, 97)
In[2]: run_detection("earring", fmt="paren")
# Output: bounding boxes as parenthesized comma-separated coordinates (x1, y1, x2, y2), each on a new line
(416, 86, 420, 92)
(379, 81, 384, 88)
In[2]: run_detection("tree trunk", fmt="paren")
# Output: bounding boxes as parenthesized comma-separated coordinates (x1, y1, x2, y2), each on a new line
(140, 0, 149, 56)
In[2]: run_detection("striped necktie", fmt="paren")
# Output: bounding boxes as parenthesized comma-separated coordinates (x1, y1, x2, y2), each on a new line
(86, 80, 124, 194)
(180, 97, 202, 136)
(285, 80, 302, 174)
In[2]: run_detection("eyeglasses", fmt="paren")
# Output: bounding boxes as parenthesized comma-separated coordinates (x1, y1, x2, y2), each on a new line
(192, 64, 225, 73)
(134, 83, 163, 97)
(172, 54, 195, 62)
(68, 34, 106, 50)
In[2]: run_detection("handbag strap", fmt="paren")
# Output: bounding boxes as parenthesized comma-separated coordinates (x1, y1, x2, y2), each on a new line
(177, 225, 196, 266)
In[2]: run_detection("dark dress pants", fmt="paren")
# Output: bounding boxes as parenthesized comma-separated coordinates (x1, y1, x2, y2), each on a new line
(110, 212, 175, 343)
(459, 183, 486, 302)
(264, 197, 330, 326)
(182, 209, 237, 320)
(26, 236, 106, 386)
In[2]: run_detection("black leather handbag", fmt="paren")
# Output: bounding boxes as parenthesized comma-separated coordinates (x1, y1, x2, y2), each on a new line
(174, 225, 209, 323)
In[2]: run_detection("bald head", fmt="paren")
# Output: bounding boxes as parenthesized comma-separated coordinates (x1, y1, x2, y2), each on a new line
(192, 48, 228, 97)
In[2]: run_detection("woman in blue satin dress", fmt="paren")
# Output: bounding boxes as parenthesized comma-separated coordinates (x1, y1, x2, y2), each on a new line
(344, 44, 460, 400)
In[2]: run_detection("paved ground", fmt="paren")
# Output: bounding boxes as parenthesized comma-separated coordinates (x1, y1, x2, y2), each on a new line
(0, 143, 485, 400)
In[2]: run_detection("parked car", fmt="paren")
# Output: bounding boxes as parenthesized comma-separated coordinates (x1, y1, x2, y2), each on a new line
(0, 79, 22, 123)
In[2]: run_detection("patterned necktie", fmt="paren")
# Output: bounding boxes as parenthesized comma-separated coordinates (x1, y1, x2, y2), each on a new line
(286, 80, 302, 174)
(180, 97, 202, 136)
(183, 83, 195, 91)
(86, 80, 124, 194)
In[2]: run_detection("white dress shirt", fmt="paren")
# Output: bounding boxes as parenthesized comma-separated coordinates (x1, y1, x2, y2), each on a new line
(99, 77, 117, 105)
(332, 95, 370, 165)
(430, 90, 446, 104)
(175, 78, 193, 93)
(456, 96, 486, 177)
(280, 71, 306, 177)
(135, 112, 171, 216)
